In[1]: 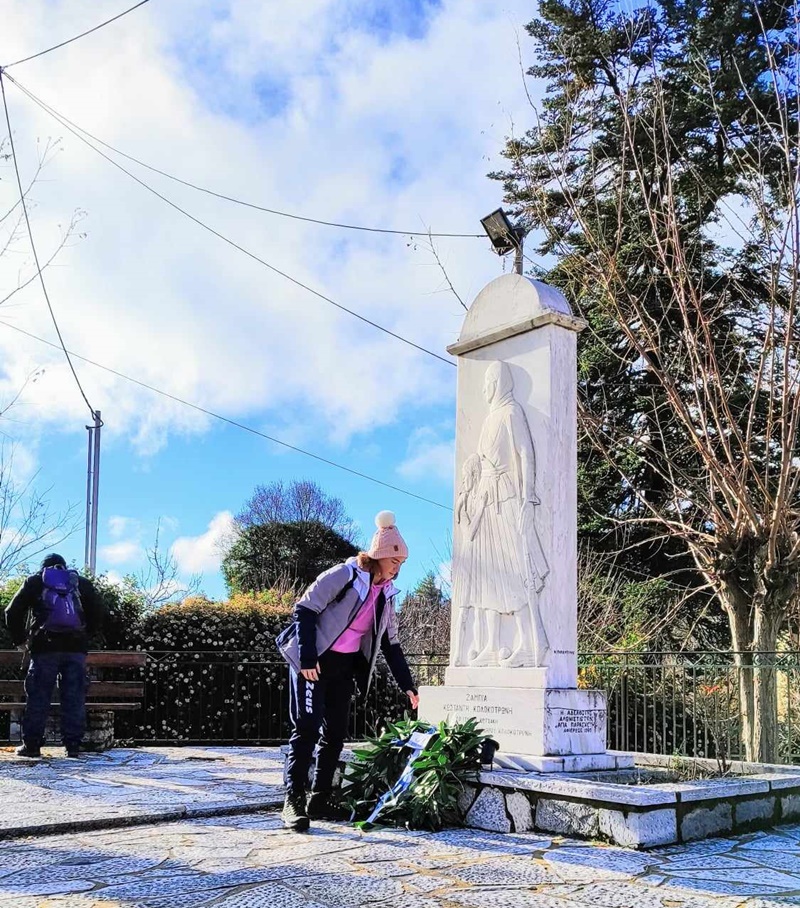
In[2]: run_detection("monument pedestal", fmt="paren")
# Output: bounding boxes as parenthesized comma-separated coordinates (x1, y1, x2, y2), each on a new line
(419, 685, 611, 772)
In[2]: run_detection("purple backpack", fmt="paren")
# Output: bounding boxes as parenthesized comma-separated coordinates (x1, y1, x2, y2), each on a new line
(39, 567, 85, 634)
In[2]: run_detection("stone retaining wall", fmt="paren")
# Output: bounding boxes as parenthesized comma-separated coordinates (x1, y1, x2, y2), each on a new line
(288, 747, 800, 849)
(462, 758, 800, 848)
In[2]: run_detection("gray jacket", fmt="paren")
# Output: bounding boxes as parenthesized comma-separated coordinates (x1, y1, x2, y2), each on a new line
(277, 557, 407, 692)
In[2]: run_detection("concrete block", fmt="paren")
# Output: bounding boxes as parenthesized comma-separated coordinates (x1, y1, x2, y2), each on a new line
(536, 798, 599, 837)
(479, 770, 677, 807)
(419, 687, 606, 758)
(681, 802, 733, 841)
(662, 779, 770, 803)
(613, 753, 636, 769)
(562, 754, 619, 772)
(599, 808, 678, 848)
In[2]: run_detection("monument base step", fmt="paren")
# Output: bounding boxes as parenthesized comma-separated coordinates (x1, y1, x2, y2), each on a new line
(494, 751, 634, 773)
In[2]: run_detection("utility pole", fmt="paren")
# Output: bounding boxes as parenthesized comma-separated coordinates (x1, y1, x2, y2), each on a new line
(84, 410, 102, 574)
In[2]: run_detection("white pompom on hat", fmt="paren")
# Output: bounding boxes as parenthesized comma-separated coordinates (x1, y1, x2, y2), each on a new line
(368, 510, 409, 560)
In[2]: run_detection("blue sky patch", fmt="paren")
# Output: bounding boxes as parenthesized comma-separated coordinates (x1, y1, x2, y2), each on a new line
(356, 0, 443, 43)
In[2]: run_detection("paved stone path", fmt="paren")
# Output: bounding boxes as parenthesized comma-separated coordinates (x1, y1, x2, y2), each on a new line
(0, 746, 284, 836)
(3, 747, 800, 905)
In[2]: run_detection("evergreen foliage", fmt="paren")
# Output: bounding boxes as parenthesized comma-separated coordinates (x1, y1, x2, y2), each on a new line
(222, 520, 358, 594)
(492, 0, 800, 758)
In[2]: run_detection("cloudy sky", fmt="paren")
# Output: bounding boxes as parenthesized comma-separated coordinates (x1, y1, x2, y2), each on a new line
(0, 0, 537, 598)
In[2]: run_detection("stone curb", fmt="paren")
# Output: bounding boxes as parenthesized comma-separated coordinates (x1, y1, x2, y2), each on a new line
(0, 796, 285, 841)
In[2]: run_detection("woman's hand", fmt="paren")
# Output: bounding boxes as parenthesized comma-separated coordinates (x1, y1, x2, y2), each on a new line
(407, 690, 419, 710)
(301, 663, 321, 682)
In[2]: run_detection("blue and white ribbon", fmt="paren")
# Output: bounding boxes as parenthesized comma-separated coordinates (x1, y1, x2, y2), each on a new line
(363, 727, 438, 826)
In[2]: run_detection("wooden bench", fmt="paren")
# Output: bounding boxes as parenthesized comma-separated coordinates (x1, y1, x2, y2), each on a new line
(0, 651, 147, 748)
(0, 650, 147, 711)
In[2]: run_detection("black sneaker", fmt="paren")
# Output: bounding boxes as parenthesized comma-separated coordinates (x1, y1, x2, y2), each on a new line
(307, 791, 350, 821)
(15, 742, 41, 758)
(282, 790, 310, 832)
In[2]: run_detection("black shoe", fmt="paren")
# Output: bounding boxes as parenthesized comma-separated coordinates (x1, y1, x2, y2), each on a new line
(65, 745, 80, 759)
(282, 790, 310, 832)
(307, 791, 350, 821)
(15, 742, 41, 758)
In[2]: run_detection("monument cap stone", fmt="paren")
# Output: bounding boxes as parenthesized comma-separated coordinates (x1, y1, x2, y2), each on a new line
(449, 274, 585, 356)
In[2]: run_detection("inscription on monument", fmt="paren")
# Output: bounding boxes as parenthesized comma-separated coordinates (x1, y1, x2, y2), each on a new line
(551, 708, 603, 734)
(438, 693, 531, 738)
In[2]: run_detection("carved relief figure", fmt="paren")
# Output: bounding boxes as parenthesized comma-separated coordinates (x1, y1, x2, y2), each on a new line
(451, 455, 484, 665)
(453, 362, 550, 668)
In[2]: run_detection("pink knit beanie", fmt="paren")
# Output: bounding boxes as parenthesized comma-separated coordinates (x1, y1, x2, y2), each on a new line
(368, 511, 409, 560)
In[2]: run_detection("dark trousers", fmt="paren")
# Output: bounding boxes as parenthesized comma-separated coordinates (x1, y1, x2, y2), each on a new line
(286, 651, 355, 793)
(23, 652, 87, 746)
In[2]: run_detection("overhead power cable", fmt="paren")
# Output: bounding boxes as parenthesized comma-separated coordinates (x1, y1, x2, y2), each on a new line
(0, 319, 452, 512)
(7, 74, 456, 369)
(0, 73, 98, 422)
(5, 77, 481, 238)
(3, 1, 152, 69)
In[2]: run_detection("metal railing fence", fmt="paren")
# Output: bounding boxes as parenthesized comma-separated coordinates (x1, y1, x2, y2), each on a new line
(6, 650, 800, 762)
(113, 651, 449, 746)
(578, 651, 800, 763)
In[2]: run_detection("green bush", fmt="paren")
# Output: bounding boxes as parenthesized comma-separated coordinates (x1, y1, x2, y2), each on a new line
(342, 718, 489, 830)
(90, 574, 147, 649)
(138, 590, 295, 654)
(0, 578, 24, 648)
(129, 591, 296, 742)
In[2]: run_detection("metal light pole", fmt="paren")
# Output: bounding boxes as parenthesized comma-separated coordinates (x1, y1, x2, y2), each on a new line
(514, 239, 524, 275)
(84, 410, 102, 574)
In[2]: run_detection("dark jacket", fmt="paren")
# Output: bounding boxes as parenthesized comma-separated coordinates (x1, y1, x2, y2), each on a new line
(4, 573, 103, 654)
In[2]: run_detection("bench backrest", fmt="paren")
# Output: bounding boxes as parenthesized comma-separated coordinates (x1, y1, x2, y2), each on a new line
(0, 651, 147, 706)
(0, 650, 147, 667)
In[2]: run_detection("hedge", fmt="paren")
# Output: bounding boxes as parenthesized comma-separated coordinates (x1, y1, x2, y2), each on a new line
(137, 590, 295, 655)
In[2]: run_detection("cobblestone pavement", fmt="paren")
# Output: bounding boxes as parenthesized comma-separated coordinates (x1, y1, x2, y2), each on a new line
(3, 747, 800, 905)
(3, 812, 800, 906)
(0, 746, 284, 836)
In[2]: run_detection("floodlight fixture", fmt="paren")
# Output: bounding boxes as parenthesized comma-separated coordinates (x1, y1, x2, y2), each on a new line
(480, 207, 525, 273)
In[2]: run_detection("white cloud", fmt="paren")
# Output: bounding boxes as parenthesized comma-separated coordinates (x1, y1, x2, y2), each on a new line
(108, 516, 140, 540)
(0, 0, 537, 456)
(398, 427, 454, 481)
(171, 511, 236, 574)
(99, 540, 142, 565)
(102, 569, 126, 587)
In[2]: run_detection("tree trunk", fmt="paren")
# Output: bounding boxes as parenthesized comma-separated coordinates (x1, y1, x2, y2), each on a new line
(752, 607, 783, 764)
(720, 587, 755, 761)
(721, 579, 787, 763)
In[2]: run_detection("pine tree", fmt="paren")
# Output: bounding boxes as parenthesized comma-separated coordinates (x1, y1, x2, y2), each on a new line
(493, 0, 800, 760)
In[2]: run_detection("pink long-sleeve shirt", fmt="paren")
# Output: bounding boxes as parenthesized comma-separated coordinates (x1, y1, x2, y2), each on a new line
(330, 580, 388, 653)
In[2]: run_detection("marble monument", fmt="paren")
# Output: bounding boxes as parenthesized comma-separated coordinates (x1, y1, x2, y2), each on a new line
(419, 273, 620, 771)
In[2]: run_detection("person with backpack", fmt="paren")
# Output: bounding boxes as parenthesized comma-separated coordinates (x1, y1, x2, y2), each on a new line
(277, 511, 419, 831)
(4, 553, 103, 758)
